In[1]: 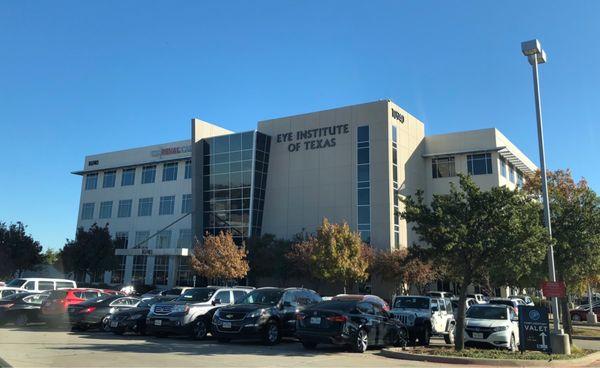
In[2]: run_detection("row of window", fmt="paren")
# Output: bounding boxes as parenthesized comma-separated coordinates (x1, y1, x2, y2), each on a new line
(431, 153, 495, 178)
(357, 125, 371, 243)
(115, 229, 192, 250)
(500, 158, 524, 186)
(85, 160, 191, 190)
(112, 255, 193, 286)
(81, 194, 192, 220)
(391, 125, 400, 250)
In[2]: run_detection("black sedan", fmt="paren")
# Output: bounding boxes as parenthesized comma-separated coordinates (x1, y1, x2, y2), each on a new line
(296, 300, 408, 353)
(0, 292, 49, 326)
(68, 295, 140, 331)
(108, 296, 177, 335)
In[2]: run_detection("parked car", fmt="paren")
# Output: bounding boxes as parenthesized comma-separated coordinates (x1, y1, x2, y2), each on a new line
(68, 295, 141, 331)
(450, 297, 477, 319)
(427, 291, 455, 299)
(146, 286, 252, 339)
(3, 278, 76, 293)
(0, 287, 28, 299)
(41, 288, 113, 324)
(570, 306, 600, 322)
(508, 295, 534, 306)
(296, 299, 408, 353)
(389, 295, 455, 345)
(109, 296, 177, 335)
(467, 294, 487, 304)
(140, 287, 193, 300)
(464, 304, 519, 351)
(331, 294, 390, 311)
(0, 292, 49, 326)
(488, 298, 525, 316)
(212, 287, 322, 345)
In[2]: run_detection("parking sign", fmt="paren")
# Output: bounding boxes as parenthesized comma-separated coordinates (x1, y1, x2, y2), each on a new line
(518, 305, 551, 353)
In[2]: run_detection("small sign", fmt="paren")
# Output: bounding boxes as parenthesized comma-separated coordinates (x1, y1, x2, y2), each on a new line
(542, 281, 566, 297)
(519, 306, 552, 353)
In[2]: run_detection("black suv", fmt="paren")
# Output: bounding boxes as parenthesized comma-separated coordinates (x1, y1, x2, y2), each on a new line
(212, 287, 321, 345)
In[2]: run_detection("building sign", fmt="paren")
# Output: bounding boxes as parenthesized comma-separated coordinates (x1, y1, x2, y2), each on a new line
(519, 306, 552, 353)
(541, 281, 566, 297)
(150, 145, 192, 158)
(276, 124, 350, 152)
(392, 109, 405, 123)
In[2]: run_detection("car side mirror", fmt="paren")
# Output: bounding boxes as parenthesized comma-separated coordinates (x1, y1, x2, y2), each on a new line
(212, 298, 221, 306)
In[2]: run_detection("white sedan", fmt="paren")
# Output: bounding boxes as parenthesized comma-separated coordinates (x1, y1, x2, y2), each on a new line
(464, 304, 520, 351)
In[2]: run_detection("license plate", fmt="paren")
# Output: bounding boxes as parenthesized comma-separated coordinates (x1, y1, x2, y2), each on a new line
(310, 317, 321, 324)
(110, 321, 118, 328)
(473, 332, 483, 339)
(222, 321, 232, 329)
(154, 320, 162, 326)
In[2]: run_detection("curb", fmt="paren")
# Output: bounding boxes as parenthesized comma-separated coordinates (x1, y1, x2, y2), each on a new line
(380, 348, 600, 367)
(0, 356, 12, 368)
(573, 335, 600, 341)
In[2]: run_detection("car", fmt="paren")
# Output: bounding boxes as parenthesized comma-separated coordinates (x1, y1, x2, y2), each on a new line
(389, 295, 455, 345)
(3, 278, 76, 293)
(145, 286, 252, 339)
(0, 287, 28, 299)
(508, 295, 534, 306)
(464, 304, 519, 351)
(331, 294, 390, 311)
(0, 292, 49, 326)
(488, 298, 524, 316)
(140, 287, 193, 300)
(108, 295, 177, 335)
(41, 288, 114, 324)
(450, 297, 477, 319)
(68, 295, 141, 331)
(467, 294, 487, 304)
(427, 291, 455, 299)
(296, 299, 408, 353)
(570, 306, 600, 322)
(212, 287, 322, 345)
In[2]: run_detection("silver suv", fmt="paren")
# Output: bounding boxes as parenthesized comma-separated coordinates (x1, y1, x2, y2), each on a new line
(390, 295, 456, 345)
(146, 286, 253, 339)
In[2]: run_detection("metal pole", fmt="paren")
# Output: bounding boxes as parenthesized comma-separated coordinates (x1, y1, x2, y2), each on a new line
(530, 54, 561, 334)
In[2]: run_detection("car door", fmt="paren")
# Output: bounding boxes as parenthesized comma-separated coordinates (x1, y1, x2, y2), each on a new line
(372, 303, 395, 345)
(430, 298, 445, 333)
(509, 307, 519, 344)
(280, 291, 300, 334)
(356, 302, 377, 344)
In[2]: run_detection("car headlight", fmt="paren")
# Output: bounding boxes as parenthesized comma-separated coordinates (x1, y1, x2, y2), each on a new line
(493, 326, 508, 332)
(171, 305, 189, 313)
(129, 314, 143, 320)
(247, 309, 264, 318)
(408, 314, 416, 323)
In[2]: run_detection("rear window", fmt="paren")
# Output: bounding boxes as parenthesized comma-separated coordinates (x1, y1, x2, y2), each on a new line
(309, 301, 357, 312)
(489, 300, 513, 307)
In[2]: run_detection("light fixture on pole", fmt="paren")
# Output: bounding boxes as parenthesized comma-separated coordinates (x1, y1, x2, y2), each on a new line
(521, 39, 570, 355)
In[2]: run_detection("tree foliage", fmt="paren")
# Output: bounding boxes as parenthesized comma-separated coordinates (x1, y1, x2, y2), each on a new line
(246, 234, 293, 285)
(190, 232, 249, 281)
(0, 221, 44, 279)
(402, 175, 548, 351)
(60, 224, 117, 281)
(372, 247, 439, 295)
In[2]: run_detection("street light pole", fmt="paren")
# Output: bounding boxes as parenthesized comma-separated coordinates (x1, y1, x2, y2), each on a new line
(521, 39, 570, 354)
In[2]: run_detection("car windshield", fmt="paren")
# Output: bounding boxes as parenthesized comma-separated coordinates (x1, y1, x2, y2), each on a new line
(176, 288, 216, 302)
(467, 306, 507, 320)
(238, 289, 283, 305)
(6, 279, 26, 287)
(393, 297, 429, 309)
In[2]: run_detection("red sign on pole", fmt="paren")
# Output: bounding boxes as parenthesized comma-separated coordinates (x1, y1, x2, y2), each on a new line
(542, 281, 566, 297)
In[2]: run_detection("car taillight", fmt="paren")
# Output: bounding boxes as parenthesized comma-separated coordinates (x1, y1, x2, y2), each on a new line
(0, 303, 14, 309)
(296, 313, 306, 321)
(326, 315, 348, 322)
(81, 307, 96, 314)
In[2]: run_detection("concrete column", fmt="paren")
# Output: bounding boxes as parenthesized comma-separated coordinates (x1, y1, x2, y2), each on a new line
(167, 256, 178, 287)
(145, 256, 155, 285)
(124, 256, 134, 284)
(550, 333, 571, 355)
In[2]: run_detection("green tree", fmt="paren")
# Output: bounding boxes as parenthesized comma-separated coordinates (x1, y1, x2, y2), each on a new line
(190, 232, 249, 281)
(246, 234, 293, 286)
(0, 222, 44, 278)
(402, 175, 548, 351)
(523, 169, 600, 339)
(60, 224, 117, 281)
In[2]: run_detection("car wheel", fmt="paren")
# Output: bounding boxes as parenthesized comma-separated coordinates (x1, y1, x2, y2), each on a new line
(419, 327, 431, 346)
(444, 325, 455, 345)
(351, 329, 368, 353)
(14, 313, 29, 327)
(217, 337, 230, 343)
(509, 334, 517, 352)
(101, 316, 112, 332)
(572, 314, 582, 322)
(301, 341, 318, 350)
(394, 327, 409, 347)
(263, 320, 280, 345)
(192, 320, 208, 340)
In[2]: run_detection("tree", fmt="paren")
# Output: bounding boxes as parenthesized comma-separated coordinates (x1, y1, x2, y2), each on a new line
(0, 221, 44, 278)
(372, 247, 439, 295)
(286, 218, 371, 292)
(190, 232, 249, 281)
(246, 234, 293, 286)
(523, 169, 600, 339)
(60, 223, 117, 282)
(42, 248, 60, 266)
(402, 175, 548, 351)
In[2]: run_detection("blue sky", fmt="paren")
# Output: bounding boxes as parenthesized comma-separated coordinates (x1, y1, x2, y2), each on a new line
(1, 1, 599, 250)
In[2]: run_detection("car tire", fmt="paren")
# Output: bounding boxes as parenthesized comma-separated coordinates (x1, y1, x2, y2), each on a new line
(192, 319, 208, 340)
(217, 337, 231, 343)
(419, 327, 431, 346)
(572, 314, 582, 322)
(14, 313, 29, 327)
(444, 325, 455, 345)
(301, 341, 318, 350)
(351, 329, 369, 353)
(101, 316, 111, 332)
(263, 320, 280, 345)
(394, 327, 409, 347)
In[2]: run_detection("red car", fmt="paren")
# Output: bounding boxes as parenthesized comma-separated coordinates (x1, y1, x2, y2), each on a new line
(331, 294, 390, 311)
(570, 306, 600, 322)
(41, 288, 115, 323)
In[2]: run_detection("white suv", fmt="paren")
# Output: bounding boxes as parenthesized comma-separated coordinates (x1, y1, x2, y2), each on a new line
(464, 304, 519, 351)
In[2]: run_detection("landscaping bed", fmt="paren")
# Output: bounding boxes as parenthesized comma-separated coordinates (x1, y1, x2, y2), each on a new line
(573, 327, 600, 337)
(405, 346, 589, 360)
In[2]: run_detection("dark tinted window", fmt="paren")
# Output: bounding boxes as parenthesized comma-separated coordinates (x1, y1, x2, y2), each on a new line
(239, 289, 283, 305)
(467, 306, 507, 320)
(84, 291, 100, 299)
(489, 300, 514, 308)
(177, 288, 216, 302)
(48, 290, 68, 300)
(214, 291, 230, 304)
(233, 290, 247, 303)
(393, 297, 429, 309)
(39, 281, 54, 291)
(6, 279, 26, 287)
(357, 302, 374, 314)
(308, 300, 357, 312)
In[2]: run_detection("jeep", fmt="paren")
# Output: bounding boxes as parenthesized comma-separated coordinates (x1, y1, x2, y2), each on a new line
(389, 295, 455, 345)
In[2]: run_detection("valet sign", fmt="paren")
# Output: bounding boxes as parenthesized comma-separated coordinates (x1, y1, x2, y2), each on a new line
(519, 306, 552, 353)
(276, 124, 350, 152)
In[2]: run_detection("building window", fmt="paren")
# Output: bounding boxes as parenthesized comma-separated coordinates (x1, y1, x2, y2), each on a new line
(121, 168, 136, 186)
(138, 197, 153, 217)
(134, 231, 150, 248)
(181, 194, 192, 214)
(102, 171, 116, 188)
(509, 164, 515, 182)
(117, 199, 132, 218)
(184, 160, 192, 179)
(131, 255, 147, 283)
(156, 230, 171, 249)
(115, 232, 129, 249)
(162, 162, 178, 181)
(81, 203, 95, 220)
(141, 165, 156, 184)
(392, 125, 400, 249)
(111, 255, 126, 284)
(159, 195, 175, 215)
(98, 201, 113, 219)
(177, 256, 194, 286)
(357, 125, 370, 244)
(467, 153, 493, 175)
(85, 173, 98, 190)
(500, 158, 507, 177)
(153, 256, 169, 285)
(177, 229, 192, 248)
(517, 172, 524, 187)
(432, 157, 456, 178)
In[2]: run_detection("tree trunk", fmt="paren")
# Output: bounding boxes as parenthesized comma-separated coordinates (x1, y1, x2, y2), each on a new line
(560, 296, 573, 343)
(454, 276, 471, 351)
